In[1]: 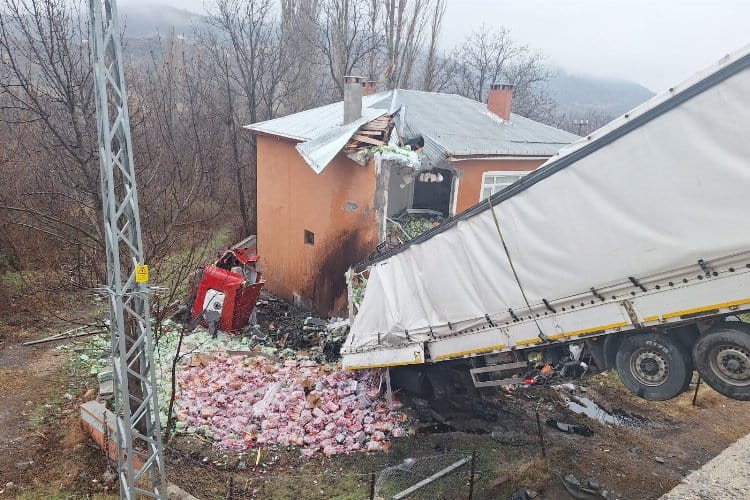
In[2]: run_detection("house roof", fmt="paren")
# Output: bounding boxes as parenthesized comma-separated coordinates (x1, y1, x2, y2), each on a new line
(245, 89, 579, 173)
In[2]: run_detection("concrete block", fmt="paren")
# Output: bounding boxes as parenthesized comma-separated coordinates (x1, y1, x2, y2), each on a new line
(97, 369, 113, 383)
(99, 379, 114, 397)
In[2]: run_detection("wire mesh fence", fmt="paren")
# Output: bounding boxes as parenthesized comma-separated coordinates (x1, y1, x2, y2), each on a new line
(163, 444, 483, 499)
(374, 450, 476, 500)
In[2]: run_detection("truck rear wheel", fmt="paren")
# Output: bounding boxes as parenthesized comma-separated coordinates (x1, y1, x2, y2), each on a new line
(693, 322, 750, 401)
(616, 333, 692, 401)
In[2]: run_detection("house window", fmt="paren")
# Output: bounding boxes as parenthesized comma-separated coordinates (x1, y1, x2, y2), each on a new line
(304, 230, 315, 246)
(480, 171, 528, 201)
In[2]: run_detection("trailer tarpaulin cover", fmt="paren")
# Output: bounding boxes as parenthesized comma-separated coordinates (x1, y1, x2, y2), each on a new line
(343, 45, 750, 364)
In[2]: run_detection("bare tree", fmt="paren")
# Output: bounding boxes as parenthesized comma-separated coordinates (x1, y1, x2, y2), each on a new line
(315, 0, 380, 99)
(0, 0, 102, 285)
(0, 0, 227, 321)
(420, 0, 446, 91)
(382, 0, 435, 89)
(449, 26, 555, 121)
(280, 0, 325, 111)
(197, 0, 309, 236)
(133, 32, 225, 261)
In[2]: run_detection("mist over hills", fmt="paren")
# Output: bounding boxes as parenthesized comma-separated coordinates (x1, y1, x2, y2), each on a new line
(119, 3, 655, 117)
(120, 3, 200, 38)
(547, 70, 655, 118)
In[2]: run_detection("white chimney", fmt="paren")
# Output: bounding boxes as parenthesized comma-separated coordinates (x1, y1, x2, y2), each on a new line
(343, 75, 364, 124)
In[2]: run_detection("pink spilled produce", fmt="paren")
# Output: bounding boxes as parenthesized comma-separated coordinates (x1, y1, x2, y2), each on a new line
(175, 355, 408, 457)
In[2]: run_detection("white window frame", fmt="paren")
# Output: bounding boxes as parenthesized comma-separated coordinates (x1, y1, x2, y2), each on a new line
(479, 171, 529, 202)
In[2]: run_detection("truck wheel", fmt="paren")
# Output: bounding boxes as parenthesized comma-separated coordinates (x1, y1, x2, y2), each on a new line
(693, 322, 750, 401)
(616, 333, 692, 401)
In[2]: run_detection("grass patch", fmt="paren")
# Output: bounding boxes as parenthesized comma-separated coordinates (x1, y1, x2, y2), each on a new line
(28, 393, 64, 431)
(1, 270, 23, 290)
(580, 369, 623, 389)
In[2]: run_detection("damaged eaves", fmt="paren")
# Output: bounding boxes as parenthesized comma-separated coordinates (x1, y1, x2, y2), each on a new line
(295, 107, 389, 174)
(344, 114, 394, 151)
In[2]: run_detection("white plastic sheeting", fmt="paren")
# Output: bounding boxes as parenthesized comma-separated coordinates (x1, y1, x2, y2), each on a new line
(343, 45, 750, 360)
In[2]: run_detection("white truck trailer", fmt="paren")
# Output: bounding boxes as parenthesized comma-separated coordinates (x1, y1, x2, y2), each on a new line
(341, 45, 750, 402)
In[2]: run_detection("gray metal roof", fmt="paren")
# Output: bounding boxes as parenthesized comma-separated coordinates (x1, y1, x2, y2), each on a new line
(245, 89, 579, 172)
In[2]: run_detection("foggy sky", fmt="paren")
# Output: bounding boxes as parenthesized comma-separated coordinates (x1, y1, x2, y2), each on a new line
(120, 0, 749, 92)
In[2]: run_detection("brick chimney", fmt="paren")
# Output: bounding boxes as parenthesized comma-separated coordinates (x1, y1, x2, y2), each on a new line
(361, 80, 378, 96)
(343, 75, 364, 124)
(487, 82, 514, 122)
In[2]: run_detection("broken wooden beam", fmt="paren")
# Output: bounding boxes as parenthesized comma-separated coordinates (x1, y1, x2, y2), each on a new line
(351, 134, 385, 146)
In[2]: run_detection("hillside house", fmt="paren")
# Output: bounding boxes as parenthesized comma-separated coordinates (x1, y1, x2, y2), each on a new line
(245, 78, 579, 315)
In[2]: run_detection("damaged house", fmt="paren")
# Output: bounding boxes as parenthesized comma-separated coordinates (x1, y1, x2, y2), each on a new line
(245, 77, 579, 316)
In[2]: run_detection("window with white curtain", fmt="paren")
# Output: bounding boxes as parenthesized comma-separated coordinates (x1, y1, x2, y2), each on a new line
(479, 171, 528, 201)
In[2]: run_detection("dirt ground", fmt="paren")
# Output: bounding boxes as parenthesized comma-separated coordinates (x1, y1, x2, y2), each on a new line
(0, 289, 116, 499)
(2, 292, 750, 499)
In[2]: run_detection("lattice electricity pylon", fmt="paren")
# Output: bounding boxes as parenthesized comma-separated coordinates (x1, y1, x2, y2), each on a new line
(89, 0, 167, 498)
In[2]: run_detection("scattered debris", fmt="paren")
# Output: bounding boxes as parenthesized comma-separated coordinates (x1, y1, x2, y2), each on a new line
(561, 474, 608, 499)
(546, 418, 594, 437)
(411, 398, 433, 423)
(564, 395, 634, 427)
(654, 456, 666, 464)
(511, 488, 533, 500)
(386, 210, 444, 246)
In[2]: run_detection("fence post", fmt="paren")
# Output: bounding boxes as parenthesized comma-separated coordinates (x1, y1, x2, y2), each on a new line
(369, 472, 376, 499)
(692, 375, 702, 406)
(535, 411, 547, 459)
(226, 475, 234, 500)
(468, 450, 477, 499)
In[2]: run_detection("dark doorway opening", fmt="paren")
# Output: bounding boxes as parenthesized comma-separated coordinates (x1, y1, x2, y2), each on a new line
(411, 168, 454, 216)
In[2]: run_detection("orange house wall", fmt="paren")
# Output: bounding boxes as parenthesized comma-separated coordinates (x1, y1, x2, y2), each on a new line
(454, 158, 547, 214)
(256, 134, 378, 315)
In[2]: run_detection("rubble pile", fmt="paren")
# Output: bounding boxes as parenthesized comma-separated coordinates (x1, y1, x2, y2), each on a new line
(386, 211, 444, 245)
(323, 318, 349, 361)
(255, 297, 327, 353)
(175, 354, 407, 457)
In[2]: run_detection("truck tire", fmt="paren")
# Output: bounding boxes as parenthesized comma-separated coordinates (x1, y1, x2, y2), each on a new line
(693, 322, 750, 401)
(616, 333, 693, 401)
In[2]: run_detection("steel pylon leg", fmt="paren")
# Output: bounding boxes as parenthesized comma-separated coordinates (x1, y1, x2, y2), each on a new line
(89, 0, 167, 497)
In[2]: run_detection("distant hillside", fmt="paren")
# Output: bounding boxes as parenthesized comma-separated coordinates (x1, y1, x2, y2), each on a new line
(120, 4, 201, 38)
(118, 4, 654, 121)
(547, 70, 655, 117)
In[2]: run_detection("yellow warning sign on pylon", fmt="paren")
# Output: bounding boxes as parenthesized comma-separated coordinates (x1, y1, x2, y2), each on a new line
(135, 265, 149, 283)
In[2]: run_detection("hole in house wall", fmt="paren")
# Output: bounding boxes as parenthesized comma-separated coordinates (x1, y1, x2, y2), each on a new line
(412, 168, 454, 216)
(304, 230, 315, 246)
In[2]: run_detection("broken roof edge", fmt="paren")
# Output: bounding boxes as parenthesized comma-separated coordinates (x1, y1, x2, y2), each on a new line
(353, 43, 750, 271)
(245, 91, 394, 142)
(295, 109, 390, 174)
(244, 127, 306, 142)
